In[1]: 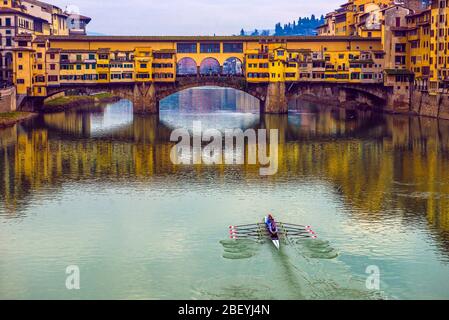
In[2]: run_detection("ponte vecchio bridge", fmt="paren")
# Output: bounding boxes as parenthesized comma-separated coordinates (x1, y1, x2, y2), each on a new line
(16, 35, 402, 114)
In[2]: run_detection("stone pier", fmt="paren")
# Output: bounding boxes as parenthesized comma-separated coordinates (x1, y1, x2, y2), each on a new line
(0, 86, 17, 113)
(132, 83, 159, 114)
(262, 82, 288, 114)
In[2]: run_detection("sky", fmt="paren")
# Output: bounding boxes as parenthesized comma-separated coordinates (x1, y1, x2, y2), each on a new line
(49, 0, 343, 36)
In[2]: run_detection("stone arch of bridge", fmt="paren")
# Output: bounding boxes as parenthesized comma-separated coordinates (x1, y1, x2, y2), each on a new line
(287, 82, 388, 110)
(156, 78, 266, 104)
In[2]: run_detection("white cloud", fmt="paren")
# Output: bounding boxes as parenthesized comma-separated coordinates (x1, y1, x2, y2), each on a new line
(50, 0, 343, 35)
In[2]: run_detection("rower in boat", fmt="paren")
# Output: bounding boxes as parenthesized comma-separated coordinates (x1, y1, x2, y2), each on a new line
(229, 217, 317, 251)
(264, 214, 281, 250)
(265, 214, 278, 236)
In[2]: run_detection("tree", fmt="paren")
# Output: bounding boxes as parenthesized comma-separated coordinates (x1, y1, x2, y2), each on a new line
(275, 23, 283, 36)
(240, 28, 245, 36)
(242, 13, 324, 37)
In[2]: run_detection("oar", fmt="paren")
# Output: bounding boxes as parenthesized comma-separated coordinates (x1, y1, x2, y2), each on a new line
(279, 228, 314, 233)
(282, 230, 318, 238)
(280, 231, 315, 236)
(229, 227, 260, 231)
(230, 235, 261, 240)
(230, 232, 263, 237)
(282, 232, 317, 238)
(229, 224, 262, 229)
(279, 223, 313, 229)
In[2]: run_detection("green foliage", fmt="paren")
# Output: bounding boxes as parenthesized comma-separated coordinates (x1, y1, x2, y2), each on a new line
(44, 93, 115, 107)
(240, 14, 325, 36)
(0, 112, 29, 119)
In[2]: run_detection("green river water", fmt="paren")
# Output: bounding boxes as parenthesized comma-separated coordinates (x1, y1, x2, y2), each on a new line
(1, 87, 449, 300)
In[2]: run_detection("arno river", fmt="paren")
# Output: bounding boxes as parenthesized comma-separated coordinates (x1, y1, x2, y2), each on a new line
(1, 87, 449, 299)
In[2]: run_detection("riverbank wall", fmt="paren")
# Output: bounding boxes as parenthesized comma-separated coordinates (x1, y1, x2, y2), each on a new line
(0, 86, 17, 113)
(410, 91, 449, 120)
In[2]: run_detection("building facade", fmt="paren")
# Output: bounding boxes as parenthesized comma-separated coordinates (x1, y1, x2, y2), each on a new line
(6, 0, 449, 107)
(0, 0, 90, 84)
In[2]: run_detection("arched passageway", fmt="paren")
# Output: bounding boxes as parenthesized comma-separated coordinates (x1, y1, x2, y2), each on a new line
(177, 57, 197, 76)
(199, 58, 220, 75)
(223, 57, 243, 76)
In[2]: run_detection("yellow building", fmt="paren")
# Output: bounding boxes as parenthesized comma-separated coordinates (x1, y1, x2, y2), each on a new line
(320, 0, 394, 37)
(429, 0, 449, 92)
(7, 34, 386, 95)
(12, 35, 34, 95)
(152, 49, 176, 82)
(406, 9, 431, 90)
(109, 51, 135, 83)
(317, 12, 336, 36)
(134, 47, 153, 82)
(1, 0, 90, 84)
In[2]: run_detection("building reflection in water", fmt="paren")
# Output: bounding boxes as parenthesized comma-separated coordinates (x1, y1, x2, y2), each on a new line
(1, 94, 449, 255)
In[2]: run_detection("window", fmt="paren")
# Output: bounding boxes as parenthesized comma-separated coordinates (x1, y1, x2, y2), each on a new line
(50, 53, 55, 59)
(395, 44, 406, 53)
(177, 43, 197, 53)
(223, 43, 243, 53)
(17, 79, 25, 84)
(136, 73, 150, 79)
(50, 64, 56, 70)
(18, 53, 23, 58)
(5, 18, 11, 27)
(47, 75, 57, 82)
(140, 63, 147, 68)
(89, 54, 95, 60)
(76, 64, 82, 70)
(154, 53, 173, 59)
(18, 65, 23, 70)
(200, 43, 220, 53)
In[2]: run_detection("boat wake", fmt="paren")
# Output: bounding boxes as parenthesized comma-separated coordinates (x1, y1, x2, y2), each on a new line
(291, 239, 339, 260)
(220, 239, 260, 260)
(218, 237, 386, 300)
